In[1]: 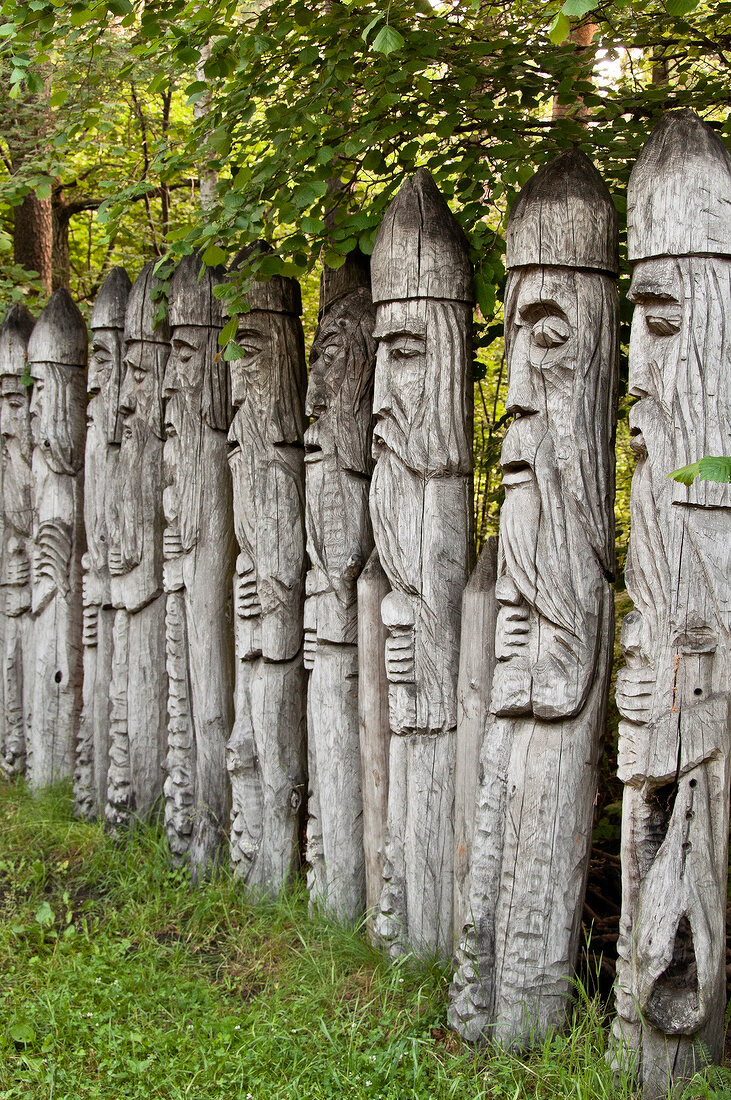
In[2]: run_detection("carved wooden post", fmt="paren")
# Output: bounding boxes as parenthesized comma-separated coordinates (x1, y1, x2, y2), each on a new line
(610, 110, 731, 1099)
(73, 267, 131, 819)
(369, 169, 473, 957)
(453, 536, 498, 940)
(162, 252, 235, 877)
(104, 261, 169, 829)
(304, 253, 377, 920)
(0, 305, 35, 778)
(27, 289, 87, 788)
(449, 150, 618, 1045)
(226, 247, 307, 895)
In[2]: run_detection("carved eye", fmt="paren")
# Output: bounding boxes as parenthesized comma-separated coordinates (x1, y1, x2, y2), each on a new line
(92, 348, 111, 363)
(645, 313, 681, 336)
(531, 318, 570, 349)
(132, 367, 146, 384)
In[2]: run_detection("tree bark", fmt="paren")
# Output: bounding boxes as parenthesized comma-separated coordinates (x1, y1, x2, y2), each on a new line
(14, 192, 52, 292)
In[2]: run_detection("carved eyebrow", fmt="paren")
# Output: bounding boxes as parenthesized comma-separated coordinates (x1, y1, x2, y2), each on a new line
(373, 323, 427, 340)
(517, 299, 569, 324)
(628, 280, 680, 304)
(171, 336, 199, 349)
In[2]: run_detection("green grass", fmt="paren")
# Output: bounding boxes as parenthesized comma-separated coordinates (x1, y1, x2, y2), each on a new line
(0, 781, 728, 1100)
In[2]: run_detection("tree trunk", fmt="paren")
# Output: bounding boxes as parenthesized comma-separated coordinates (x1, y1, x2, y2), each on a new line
(52, 192, 71, 291)
(14, 193, 52, 293)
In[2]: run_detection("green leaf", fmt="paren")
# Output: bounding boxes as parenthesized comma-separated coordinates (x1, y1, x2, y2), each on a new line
(218, 316, 238, 346)
(10, 1020, 36, 1045)
(669, 456, 731, 485)
(665, 0, 700, 15)
(361, 14, 382, 43)
(372, 26, 405, 56)
(36, 180, 52, 201)
(202, 244, 227, 267)
(49, 88, 67, 107)
(549, 12, 571, 44)
(35, 901, 54, 927)
(561, 0, 595, 16)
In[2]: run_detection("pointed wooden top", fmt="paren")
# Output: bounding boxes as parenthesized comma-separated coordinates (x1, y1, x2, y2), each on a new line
(125, 260, 171, 344)
(169, 251, 225, 329)
(0, 303, 34, 378)
(319, 250, 371, 317)
(27, 288, 87, 368)
(228, 242, 302, 315)
(371, 168, 473, 304)
(91, 266, 132, 331)
(506, 149, 618, 275)
(628, 109, 731, 261)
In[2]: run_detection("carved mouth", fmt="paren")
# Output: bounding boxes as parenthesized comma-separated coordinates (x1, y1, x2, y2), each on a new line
(164, 422, 177, 439)
(304, 442, 323, 464)
(501, 461, 533, 487)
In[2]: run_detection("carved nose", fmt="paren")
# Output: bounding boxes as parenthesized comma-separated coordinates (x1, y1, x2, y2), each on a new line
(506, 359, 538, 417)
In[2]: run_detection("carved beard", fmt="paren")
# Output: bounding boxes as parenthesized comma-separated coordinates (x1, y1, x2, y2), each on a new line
(33, 364, 86, 476)
(115, 416, 148, 571)
(165, 391, 204, 554)
(370, 446, 423, 598)
(2, 436, 32, 537)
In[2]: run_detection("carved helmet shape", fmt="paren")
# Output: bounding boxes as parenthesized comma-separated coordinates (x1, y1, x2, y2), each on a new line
(125, 260, 171, 344)
(319, 249, 371, 318)
(0, 304, 34, 379)
(228, 242, 302, 316)
(628, 108, 731, 261)
(371, 168, 473, 304)
(91, 266, 132, 332)
(506, 149, 618, 275)
(169, 251, 226, 328)
(27, 289, 87, 368)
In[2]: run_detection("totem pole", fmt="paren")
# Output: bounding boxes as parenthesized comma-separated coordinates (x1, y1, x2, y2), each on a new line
(304, 252, 377, 920)
(27, 290, 87, 788)
(368, 168, 473, 957)
(162, 252, 235, 877)
(449, 150, 618, 1045)
(105, 261, 169, 829)
(611, 110, 731, 1099)
(0, 305, 35, 777)
(74, 267, 131, 819)
(226, 247, 307, 895)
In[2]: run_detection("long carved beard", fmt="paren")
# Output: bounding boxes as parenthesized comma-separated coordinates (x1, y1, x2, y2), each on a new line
(370, 446, 424, 598)
(2, 441, 32, 537)
(164, 396, 203, 553)
(115, 419, 148, 571)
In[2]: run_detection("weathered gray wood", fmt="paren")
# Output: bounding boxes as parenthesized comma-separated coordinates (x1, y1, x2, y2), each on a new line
(27, 289, 87, 788)
(450, 151, 618, 1046)
(304, 254, 376, 921)
(105, 261, 170, 830)
(226, 248, 307, 895)
(162, 252, 235, 878)
(0, 304, 35, 778)
(610, 110, 731, 1100)
(357, 548, 391, 919)
(74, 267, 131, 819)
(369, 169, 473, 958)
(452, 536, 498, 941)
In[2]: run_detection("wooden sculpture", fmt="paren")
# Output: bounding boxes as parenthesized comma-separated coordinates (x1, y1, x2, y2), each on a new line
(368, 168, 473, 957)
(105, 261, 169, 829)
(74, 266, 131, 819)
(226, 247, 307, 894)
(304, 252, 377, 920)
(162, 252, 235, 876)
(450, 150, 618, 1045)
(27, 289, 87, 788)
(610, 109, 731, 1099)
(0, 305, 35, 777)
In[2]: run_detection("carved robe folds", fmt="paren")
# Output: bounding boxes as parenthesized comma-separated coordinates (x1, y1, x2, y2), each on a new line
(226, 251, 307, 895)
(369, 170, 473, 957)
(105, 262, 169, 829)
(304, 255, 377, 920)
(74, 267, 131, 820)
(450, 151, 618, 1046)
(162, 253, 235, 877)
(0, 305, 35, 778)
(27, 290, 87, 788)
(611, 110, 731, 1100)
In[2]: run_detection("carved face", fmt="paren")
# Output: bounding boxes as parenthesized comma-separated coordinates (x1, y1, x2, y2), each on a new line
(305, 289, 376, 474)
(1, 377, 32, 534)
(120, 339, 167, 441)
(89, 327, 123, 445)
(29, 361, 85, 476)
(229, 310, 306, 446)
(372, 298, 471, 477)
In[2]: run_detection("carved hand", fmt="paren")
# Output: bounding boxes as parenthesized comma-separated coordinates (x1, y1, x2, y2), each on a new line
(616, 663, 655, 724)
(34, 522, 72, 598)
(237, 571, 262, 619)
(6, 554, 30, 587)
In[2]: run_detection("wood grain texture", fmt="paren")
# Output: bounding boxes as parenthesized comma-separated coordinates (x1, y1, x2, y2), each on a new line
(610, 111, 731, 1100)
(226, 269, 307, 896)
(162, 254, 235, 879)
(26, 289, 87, 789)
(453, 537, 498, 941)
(0, 304, 35, 778)
(357, 548, 391, 919)
(105, 262, 169, 831)
(74, 267, 131, 820)
(304, 262, 377, 921)
(369, 172, 473, 958)
(450, 153, 618, 1045)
